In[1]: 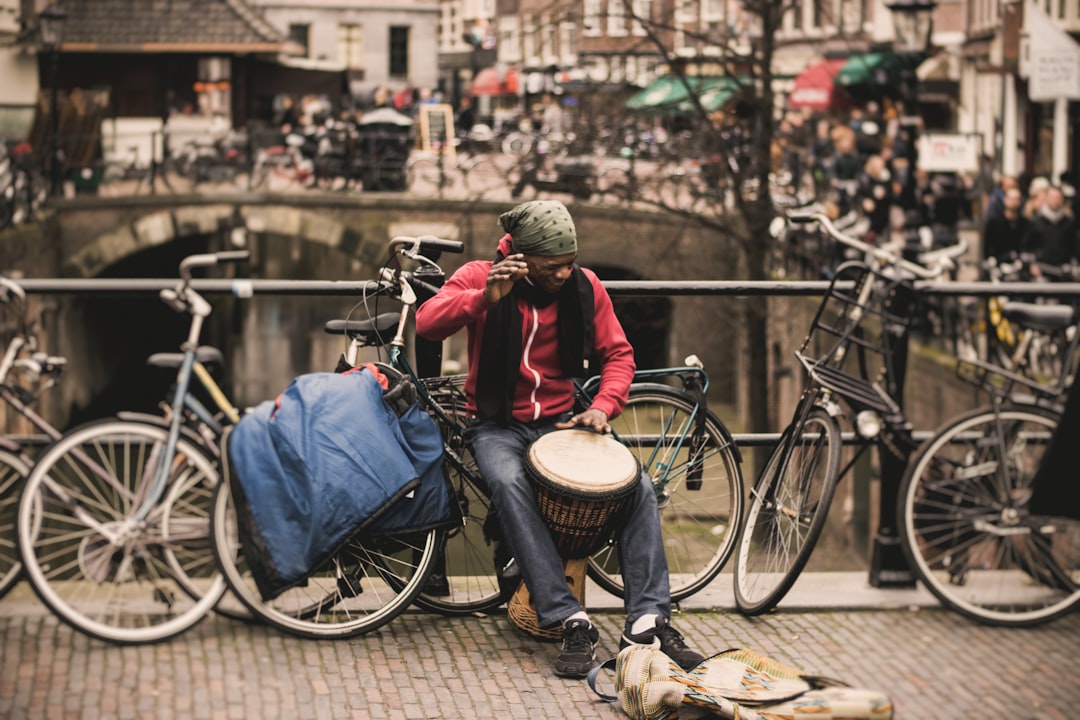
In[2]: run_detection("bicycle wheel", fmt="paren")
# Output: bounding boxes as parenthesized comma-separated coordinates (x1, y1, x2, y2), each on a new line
(462, 157, 504, 199)
(17, 420, 225, 644)
(372, 155, 409, 192)
(733, 397, 841, 615)
(588, 384, 745, 602)
(211, 477, 444, 639)
(899, 405, 1080, 627)
(506, 161, 538, 200)
(594, 166, 631, 205)
(0, 448, 30, 600)
(406, 157, 443, 196)
(411, 381, 505, 615)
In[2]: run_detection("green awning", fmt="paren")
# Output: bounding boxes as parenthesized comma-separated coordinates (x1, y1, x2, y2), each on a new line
(627, 75, 740, 115)
(836, 52, 922, 89)
(836, 52, 902, 88)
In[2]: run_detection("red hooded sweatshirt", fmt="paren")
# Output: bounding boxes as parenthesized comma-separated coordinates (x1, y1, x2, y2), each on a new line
(414, 235, 635, 423)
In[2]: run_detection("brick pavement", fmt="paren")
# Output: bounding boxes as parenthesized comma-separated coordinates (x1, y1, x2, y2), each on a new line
(1, 580, 1077, 720)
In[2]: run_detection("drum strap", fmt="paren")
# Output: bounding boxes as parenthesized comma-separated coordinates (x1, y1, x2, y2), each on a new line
(477, 250, 594, 423)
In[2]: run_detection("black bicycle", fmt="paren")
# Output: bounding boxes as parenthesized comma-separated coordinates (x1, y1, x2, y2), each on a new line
(733, 210, 966, 616)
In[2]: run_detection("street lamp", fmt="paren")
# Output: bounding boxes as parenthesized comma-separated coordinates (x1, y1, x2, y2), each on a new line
(887, 0, 937, 54)
(885, 0, 937, 176)
(867, 0, 938, 589)
(39, 3, 68, 198)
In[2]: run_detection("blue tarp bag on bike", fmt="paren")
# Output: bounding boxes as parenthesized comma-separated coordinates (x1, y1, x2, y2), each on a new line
(226, 366, 452, 601)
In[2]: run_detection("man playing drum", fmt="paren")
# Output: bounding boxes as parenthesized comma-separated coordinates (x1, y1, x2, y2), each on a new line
(415, 200, 705, 679)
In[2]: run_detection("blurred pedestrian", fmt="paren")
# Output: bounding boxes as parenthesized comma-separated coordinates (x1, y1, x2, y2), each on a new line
(856, 154, 894, 243)
(983, 187, 1028, 269)
(1022, 185, 1078, 278)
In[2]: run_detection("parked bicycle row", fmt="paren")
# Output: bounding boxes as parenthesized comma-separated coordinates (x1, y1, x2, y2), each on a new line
(0, 141, 47, 231)
(1, 214, 1078, 652)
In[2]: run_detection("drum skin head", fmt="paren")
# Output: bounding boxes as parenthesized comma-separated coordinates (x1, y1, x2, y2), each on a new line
(527, 429, 639, 495)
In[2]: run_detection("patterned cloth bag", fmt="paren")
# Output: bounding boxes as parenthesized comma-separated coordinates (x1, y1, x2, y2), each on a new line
(588, 643, 893, 720)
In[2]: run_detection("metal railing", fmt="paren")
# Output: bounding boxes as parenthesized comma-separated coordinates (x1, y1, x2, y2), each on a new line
(12, 275, 1080, 581)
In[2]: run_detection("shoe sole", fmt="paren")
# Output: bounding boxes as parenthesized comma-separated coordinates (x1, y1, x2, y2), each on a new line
(553, 661, 594, 679)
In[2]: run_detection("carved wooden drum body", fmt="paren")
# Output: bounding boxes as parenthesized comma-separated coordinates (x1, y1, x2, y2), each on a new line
(525, 428, 640, 559)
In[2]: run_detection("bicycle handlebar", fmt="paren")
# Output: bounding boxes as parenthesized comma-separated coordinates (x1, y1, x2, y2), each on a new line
(787, 210, 966, 279)
(388, 236, 464, 262)
(0, 276, 26, 306)
(178, 251, 250, 282)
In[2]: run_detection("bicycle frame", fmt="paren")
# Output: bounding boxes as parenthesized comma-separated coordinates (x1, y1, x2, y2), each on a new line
(576, 361, 716, 496)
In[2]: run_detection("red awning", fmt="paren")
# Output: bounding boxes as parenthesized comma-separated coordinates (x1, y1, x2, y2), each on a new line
(470, 67, 519, 96)
(788, 58, 851, 112)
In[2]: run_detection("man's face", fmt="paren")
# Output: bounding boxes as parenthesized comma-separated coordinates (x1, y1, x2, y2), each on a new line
(1045, 187, 1065, 211)
(523, 252, 577, 294)
(1003, 188, 1022, 212)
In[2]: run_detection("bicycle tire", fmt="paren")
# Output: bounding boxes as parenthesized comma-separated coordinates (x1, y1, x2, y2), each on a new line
(211, 476, 444, 639)
(375, 365, 505, 616)
(0, 448, 30, 600)
(587, 384, 745, 602)
(733, 398, 841, 615)
(462, 157, 504, 199)
(899, 404, 1080, 627)
(506, 161, 538, 200)
(406, 157, 444, 196)
(594, 166, 631, 205)
(372, 156, 409, 192)
(17, 419, 226, 644)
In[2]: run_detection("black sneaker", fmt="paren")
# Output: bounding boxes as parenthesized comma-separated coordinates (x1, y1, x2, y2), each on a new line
(554, 619, 599, 678)
(620, 616, 704, 670)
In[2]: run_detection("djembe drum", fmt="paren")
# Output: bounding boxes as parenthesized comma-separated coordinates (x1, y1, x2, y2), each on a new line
(507, 428, 640, 640)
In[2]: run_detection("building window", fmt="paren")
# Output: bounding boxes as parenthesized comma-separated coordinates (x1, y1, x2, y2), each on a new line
(523, 19, 537, 63)
(289, 23, 310, 57)
(790, 0, 803, 29)
(608, 0, 627, 36)
(338, 24, 364, 69)
(541, 14, 557, 61)
(389, 26, 409, 78)
(499, 16, 521, 62)
(632, 0, 651, 36)
(560, 20, 577, 60)
(584, 0, 602, 37)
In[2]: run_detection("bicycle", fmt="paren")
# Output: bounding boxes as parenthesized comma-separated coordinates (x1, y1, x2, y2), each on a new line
(405, 145, 504, 199)
(733, 210, 966, 616)
(97, 138, 178, 196)
(15, 251, 248, 644)
(898, 301, 1080, 626)
(0, 276, 68, 601)
(315, 236, 744, 616)
(0, 141, 47, 229)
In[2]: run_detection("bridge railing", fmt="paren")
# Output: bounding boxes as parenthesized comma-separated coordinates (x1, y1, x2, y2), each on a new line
(12, 276, 1080, 584)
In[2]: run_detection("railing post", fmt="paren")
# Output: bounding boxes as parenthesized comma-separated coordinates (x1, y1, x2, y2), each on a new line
(869, 317, 917, 588)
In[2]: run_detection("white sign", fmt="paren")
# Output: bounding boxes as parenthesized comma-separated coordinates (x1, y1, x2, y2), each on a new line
(1028, 2, 1080, 101)
(917, 133, 981, 173)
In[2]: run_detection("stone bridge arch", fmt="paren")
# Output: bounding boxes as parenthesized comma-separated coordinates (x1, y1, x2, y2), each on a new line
(21, 194, 745, 428)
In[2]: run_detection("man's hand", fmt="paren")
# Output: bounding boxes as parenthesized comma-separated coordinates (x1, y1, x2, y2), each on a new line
(483, 253, 528, 305)
(555, 408, 610, 434)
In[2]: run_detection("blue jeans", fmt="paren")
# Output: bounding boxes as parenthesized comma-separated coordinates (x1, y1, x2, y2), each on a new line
(464, 418, 671, 628)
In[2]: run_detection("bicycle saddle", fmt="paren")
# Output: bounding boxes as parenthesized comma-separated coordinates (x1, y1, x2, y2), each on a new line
(323, 314, 400, 347)
(1001, 303, 1076, 333)
(146, 346, 225, 369)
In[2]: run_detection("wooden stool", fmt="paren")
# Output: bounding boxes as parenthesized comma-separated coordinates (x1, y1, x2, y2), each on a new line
(506, 557, 587, 641)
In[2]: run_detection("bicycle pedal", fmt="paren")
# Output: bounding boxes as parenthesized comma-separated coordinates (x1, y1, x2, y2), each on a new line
(422, 572, 451, 597)
(337, 571, 365, 598)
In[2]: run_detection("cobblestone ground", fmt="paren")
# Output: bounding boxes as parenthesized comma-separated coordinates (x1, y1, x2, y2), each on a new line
(1, 584, 1077, 720)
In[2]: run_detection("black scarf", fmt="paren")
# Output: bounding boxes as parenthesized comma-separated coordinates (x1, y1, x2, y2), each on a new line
(476, 254, 594, 424)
